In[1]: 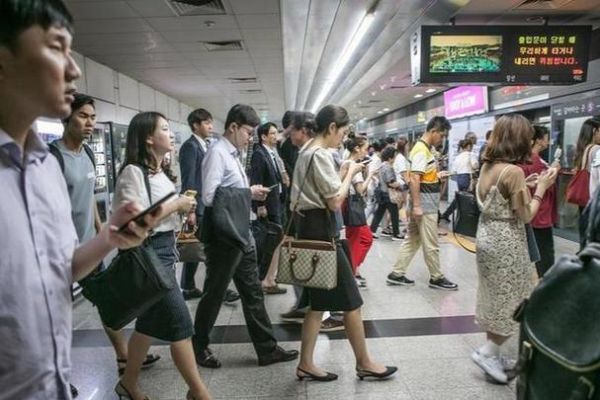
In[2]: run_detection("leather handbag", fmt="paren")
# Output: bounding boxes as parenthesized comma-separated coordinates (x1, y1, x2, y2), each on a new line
(80, 165, 175, 330)
(566, 145, 593, 207)
(276, 151, 338, 290)
(514, 188, 600, 399)
(452, 190, 480, 254)
(176, 223, 205, 263)
(252, 218, 284, 280)
(342, 192, 367, 226)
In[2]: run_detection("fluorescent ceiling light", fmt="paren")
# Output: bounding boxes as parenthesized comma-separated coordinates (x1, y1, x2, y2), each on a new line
(425, 88, 436, 93)
(377, 110, 384, 114)
(310, 11, 375, 113)
(382, 107, 390, 112)
(414, 94, 423, 98)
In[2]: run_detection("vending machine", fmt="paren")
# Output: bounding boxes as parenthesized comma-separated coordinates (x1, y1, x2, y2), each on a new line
(88, 123, 114, 223)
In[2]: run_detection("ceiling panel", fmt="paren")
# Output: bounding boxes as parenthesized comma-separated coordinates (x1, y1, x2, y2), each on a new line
(67, 1, 138, 19)
(237, 14, 280, 29)
(73, 18, 153, 34)
(230, 0, 279, 15)
(146, 15, 237, 31)
(126, 0, 177, 17)
(160, 29, 242, 43)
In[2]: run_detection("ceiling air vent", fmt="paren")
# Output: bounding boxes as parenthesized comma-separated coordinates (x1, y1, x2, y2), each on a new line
(367, 99, 383, 104)
(201, 40, 244, 51)
(228, 77, 258, 83)
(166, 0, 226, 16)
(239, 89, 262, 94)
(513, 0, 575, 10)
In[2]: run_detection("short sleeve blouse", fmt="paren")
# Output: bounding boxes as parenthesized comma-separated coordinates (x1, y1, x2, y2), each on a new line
(291, 143, 342, 210)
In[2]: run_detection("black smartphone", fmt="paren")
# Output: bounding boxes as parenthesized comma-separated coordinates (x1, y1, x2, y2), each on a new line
(360, 158, 372, 165)
(118, 191, 177, 232)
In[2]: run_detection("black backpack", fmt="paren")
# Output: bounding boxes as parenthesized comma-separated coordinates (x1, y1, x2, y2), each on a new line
(514, 191, 600, 399)
(48, 140, 96, 172)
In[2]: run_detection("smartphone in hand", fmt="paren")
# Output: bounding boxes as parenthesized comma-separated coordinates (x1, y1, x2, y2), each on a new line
(267, 183, 279, 191)
(118, 191, 176, 231)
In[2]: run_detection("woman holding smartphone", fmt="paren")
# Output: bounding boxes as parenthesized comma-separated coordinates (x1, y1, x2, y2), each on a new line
(113, 112, 211, 400)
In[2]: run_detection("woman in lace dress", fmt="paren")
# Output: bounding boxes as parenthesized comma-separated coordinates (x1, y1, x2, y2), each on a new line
(472, 114, 557, 384)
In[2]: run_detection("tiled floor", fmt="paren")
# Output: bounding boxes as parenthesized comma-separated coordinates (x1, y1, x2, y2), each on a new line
(70, 230, 578, 400)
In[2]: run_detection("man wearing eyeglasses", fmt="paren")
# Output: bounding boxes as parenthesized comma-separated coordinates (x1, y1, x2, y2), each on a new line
(192, 104, 299, 369)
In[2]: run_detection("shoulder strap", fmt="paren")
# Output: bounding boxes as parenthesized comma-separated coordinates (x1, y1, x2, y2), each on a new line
(48, 141, 65, 172)
(136, 164, 152, 204)
(82, 143, 96, 168)
(283, 150, 318, 236)
(582, 144, 594, 170)
(496, 165, 512, 186)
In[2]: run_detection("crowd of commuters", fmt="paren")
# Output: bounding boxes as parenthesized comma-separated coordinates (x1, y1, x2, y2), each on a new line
(3, 1, 598, 398)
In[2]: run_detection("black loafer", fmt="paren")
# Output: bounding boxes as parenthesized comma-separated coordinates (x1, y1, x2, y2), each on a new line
(258, 346, 299, 366)
(223, 289, 240, 304)
(183, 288, 203, 301)
(196, 348, 222, 369)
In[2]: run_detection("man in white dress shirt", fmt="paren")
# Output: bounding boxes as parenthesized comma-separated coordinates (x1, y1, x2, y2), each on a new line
(192, 104, 299, 369)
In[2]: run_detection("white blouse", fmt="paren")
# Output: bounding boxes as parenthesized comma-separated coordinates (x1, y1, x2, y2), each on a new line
(113, 164, 180, 233)
(452, 151, 478, 175)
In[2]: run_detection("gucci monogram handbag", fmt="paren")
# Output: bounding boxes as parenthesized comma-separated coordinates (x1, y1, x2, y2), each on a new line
(276, 151, 338, 290)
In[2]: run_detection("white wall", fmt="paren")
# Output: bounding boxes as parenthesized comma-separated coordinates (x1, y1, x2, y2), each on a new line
(72, 51, 193, 130)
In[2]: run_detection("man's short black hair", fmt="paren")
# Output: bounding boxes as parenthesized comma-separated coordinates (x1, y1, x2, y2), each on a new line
(257, 122, 278, 144)
(426, 116, 452, 133)
(281, 111, 294, 130)
(371, 140, 384, 152)
(381, 146, 396, 162)
(225, 104, 260, 131)
(0, 0, 74, 52)
(385, 136, 395, 145)
(63, 93, 94, 123)
(187, 108, 212, 132)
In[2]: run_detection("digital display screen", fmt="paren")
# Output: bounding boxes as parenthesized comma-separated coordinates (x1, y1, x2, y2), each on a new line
(430, 35, 502, 73)
(412, 25, 592, 85)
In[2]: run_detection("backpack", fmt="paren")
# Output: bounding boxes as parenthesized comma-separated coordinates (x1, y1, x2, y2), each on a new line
(48, 140, 96, 172)
(514, 190, 600, 400)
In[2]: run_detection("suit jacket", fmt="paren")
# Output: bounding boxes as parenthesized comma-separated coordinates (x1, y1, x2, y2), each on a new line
(201, 187, 252, 252)
(278, 137, 298, 179)
(250, 144, 283, 217)
(179, 135, 206, 216)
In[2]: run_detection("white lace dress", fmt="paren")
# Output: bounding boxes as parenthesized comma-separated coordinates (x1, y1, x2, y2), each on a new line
(475, 167, 536, 336)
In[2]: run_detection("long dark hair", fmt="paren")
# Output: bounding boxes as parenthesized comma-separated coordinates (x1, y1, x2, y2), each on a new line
(574, 118, 600, 169)
(121, 111, 175, 181)
(483, 114, 533, 164)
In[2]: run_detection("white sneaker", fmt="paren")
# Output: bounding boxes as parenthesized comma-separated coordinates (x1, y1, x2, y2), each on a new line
(471, 350, 508, 384)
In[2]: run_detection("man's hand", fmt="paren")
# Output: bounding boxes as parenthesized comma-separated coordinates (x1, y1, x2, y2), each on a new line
(412, 206, 424, 221)
(282, 172, 290, 187)
(257, 206, 268, 218)
(104, 201, 162, 249)
(437, 171, 450, 181)
(251, 185, 270, 201)
(187, 213, 197, 226)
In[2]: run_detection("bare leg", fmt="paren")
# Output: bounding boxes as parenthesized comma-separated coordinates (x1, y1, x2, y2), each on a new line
(170, 339, 212, 400)
(297, 310, 327, 375)
(344, 309, 386, 373)
(120, 331, 152, 400)
(261, 241, 282, 288)
(487, 331, 510, 346)
(104, 326, 128, 360)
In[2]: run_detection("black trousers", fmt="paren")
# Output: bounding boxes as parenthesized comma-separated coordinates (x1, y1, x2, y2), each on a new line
(533, 227, 555, 278)
(192, 238, 277, 357)
(370, 200, 399, 236)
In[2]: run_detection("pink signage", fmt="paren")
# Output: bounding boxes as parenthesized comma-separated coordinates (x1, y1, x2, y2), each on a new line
(443, 86, 489, 119)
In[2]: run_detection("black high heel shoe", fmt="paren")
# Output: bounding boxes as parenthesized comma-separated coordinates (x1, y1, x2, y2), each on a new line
(296, 367, 338, 381)
(114, 381, 150, 400)
(356, 366, 398, 380)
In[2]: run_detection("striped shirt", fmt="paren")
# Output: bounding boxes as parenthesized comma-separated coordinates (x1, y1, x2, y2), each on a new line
(409, 140, 440, 214)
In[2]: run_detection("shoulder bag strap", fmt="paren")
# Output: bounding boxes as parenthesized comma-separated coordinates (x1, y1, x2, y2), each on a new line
(137, 164, 152, 204)
(582, 144, 594, 171)
(283, 151, 317, 236)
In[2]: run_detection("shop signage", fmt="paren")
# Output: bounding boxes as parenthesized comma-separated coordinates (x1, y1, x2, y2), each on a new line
(444, 86, 488, 119)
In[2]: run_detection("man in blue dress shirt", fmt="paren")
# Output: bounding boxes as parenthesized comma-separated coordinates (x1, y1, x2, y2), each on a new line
(0, 1, 159, 398)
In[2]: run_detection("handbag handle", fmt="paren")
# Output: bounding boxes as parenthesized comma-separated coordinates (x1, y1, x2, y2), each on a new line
(288, 249, 319, 283)
(284, 150, 335, 241)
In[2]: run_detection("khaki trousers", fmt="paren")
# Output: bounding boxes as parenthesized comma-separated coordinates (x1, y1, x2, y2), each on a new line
(392, 213, 444, 280)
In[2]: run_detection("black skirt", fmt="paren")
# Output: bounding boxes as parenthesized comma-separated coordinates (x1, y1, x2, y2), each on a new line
(295, 209, 363, 312)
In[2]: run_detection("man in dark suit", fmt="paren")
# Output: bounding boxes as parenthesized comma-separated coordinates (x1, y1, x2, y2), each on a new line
(250, 122, 287, 294)
(179, 108, 240, 303)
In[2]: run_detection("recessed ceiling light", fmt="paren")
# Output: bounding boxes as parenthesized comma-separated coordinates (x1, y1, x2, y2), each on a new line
(371, 91, 377, 96)
(425, 88, 436, 93)
(382, 108, 390, 112)
(414, 94, 423, 98)
(377, 110, 384, 114)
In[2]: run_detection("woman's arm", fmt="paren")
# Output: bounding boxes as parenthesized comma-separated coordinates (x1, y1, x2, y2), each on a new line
(326, 161, 363, 210)
(514, 168, 558, 223)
